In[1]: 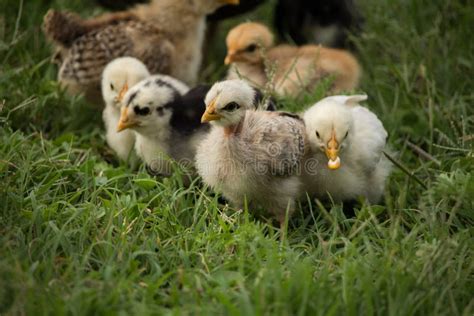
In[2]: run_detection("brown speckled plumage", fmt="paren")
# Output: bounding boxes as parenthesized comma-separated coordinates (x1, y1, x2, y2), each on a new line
(43, 0, 235, 103)
(58, 20, 172, 84)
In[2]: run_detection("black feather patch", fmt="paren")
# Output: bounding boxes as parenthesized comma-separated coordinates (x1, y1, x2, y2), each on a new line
(253, 88, 277, 111)
(154, 78, 180, 96)
(253, 88, 264, 109)
(278, 111, 303, 121)
(126, 90, 139, 107)
(169, 85, 211, 135)
(266, 97, 278, 111)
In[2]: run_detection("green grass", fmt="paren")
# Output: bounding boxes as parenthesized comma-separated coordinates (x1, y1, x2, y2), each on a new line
(1, 0, 473, 314)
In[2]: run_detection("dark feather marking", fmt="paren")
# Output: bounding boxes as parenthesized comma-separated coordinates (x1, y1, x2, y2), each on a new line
(253, 88, 277, 111)
(126, 91, 139, 107)
(169, 85, 211, 135)
(253, 88, 264, 110)
(266, 97, 278, 111)
(154, 78, 180, 96)
(156, 107, 165, 116)
(278, 111, 303, 121)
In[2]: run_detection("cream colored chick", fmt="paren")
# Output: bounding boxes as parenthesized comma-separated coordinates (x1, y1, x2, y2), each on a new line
(43, 0, 240, 103)
(225, 22, 361, 97)
(302, 95, 390, 203)
(195, 80, 307, 226)
(101, 57, 150, 161)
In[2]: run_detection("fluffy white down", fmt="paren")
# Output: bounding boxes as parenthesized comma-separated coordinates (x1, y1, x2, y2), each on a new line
(134, 133, 173, 175)
(196, 128, 301, 213)
(302, 95, 390, 203)
(103, 105, 136, 161)
(101, 57, 150, 161)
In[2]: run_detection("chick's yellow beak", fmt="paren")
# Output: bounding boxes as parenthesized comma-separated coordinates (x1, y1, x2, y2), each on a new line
(325, 131, 341, 170)
(224, 50, 236, 65)
(117, 107, 139, 132)
(116, 82, 129, 102)
(220, 0, 240, 5)
(201, 98, 222, 123)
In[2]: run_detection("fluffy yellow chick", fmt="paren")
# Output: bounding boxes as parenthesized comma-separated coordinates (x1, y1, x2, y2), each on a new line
(225, 22, 361, 97)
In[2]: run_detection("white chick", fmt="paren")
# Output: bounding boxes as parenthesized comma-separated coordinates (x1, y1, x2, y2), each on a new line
(101, 57, 150, 162)
(195, 80, 307, 226)
(302, 95, 391, 203)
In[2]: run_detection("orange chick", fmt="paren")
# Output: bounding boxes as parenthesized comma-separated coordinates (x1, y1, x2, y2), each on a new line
(225, 22, 361, 97)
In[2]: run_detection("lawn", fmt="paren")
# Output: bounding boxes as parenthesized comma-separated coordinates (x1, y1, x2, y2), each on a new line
(0, 0, 473, 314)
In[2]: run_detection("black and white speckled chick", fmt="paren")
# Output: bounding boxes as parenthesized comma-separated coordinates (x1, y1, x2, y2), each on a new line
(116, 76, 211, 175)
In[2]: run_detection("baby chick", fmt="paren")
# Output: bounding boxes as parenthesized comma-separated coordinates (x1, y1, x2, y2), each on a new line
(195, 80, 307, 226)
(43, 0, 240, 102)
(225, 22, 361, 97)
(302, 95, 390, 203)
(101, 57, 150, 162)
(116, 76, 207, 175)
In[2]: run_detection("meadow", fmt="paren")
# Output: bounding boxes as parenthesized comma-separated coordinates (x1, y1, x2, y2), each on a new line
(0, 0, 473, 314)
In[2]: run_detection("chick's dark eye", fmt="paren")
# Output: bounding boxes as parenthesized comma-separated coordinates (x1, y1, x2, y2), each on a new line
(246, 44, 257, 52)
(316, 131, 320, 138)
(134, 105, 150, 116)
(223, 102, 240, 111)
(110, 83, 114, 91)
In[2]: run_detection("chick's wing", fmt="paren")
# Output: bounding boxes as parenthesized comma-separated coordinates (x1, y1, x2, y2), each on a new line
(243, 112, 307, 176)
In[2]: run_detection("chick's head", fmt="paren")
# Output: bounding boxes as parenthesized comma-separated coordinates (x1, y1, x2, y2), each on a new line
(201, 79, 255, 127)
(225, 22, 274, 65)
(117, 79, 181, 134)
(304, 98, 358, 170)
(101, 57, 150, 108)
(191, 0, 240, 14)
